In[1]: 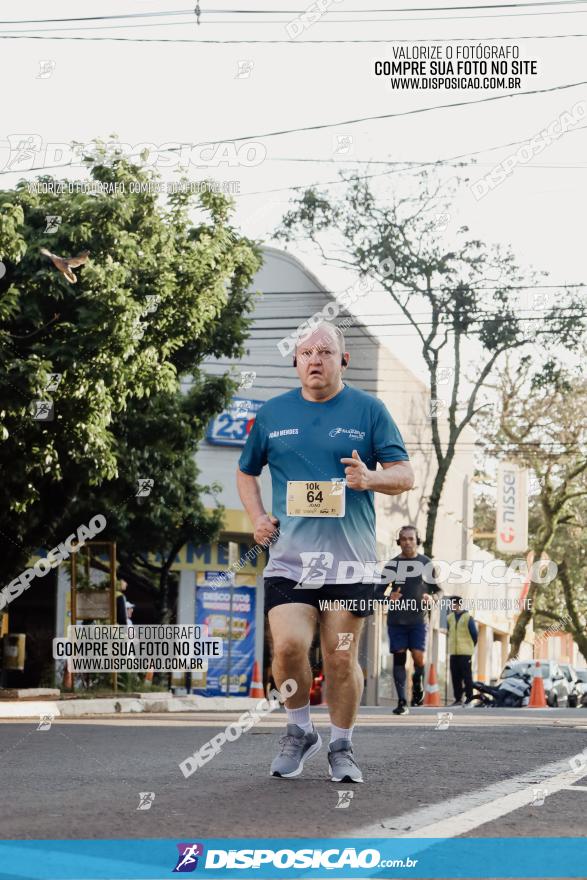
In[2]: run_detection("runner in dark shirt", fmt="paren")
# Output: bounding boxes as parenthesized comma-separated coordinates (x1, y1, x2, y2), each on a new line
(376, 526, 441, 714)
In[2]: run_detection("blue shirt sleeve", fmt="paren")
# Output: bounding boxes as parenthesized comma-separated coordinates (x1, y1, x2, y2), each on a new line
(372, 401, 409, 464)
(468, 616, 478, 644)
(238, 412, 268, 476)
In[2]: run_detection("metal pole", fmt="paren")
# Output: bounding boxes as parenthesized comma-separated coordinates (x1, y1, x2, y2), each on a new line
(110, 543, 117, 695)
(225, 542, 238, 697)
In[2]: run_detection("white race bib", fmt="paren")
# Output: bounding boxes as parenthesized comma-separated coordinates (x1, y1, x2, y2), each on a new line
(286, 480, 345, 517)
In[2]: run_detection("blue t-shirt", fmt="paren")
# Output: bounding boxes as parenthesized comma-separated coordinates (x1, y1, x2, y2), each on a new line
(238, 383, 409, 584)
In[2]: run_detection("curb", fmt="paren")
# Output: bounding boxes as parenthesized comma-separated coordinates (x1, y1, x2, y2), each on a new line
(0, 693, 262, 719)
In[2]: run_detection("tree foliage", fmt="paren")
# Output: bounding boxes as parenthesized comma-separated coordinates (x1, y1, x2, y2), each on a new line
(277, 172, 585, 555)
(483, 359, 587, 657)
(0, 147, 262, 605)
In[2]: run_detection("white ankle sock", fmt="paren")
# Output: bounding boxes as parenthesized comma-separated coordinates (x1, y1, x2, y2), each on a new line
(330, 724, 353, 744)
(286, 702, 313, 734)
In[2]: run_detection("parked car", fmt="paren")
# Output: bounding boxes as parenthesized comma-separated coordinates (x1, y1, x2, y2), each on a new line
(574, 668, 587, 707)
(559, 663, 583, 708)
(501, 660, 571, 707)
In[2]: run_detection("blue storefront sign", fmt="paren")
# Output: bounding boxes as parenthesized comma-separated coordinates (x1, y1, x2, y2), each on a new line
(194, 585, 256, 696)
(206, 397, 264, 447)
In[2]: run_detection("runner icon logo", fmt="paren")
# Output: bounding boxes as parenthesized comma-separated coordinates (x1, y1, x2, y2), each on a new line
(295, 552, 334, 588)
(137, 792, 155, 811)
(435, 712, 453, 730)
(36, 714, 54, 731)
(335, 790, 354, 808)
(173, 843, 204, 873)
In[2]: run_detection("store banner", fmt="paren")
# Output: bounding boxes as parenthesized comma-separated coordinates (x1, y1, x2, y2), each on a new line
(206, 397, 264, 447)
(496, 463, 528, 554)
(193, 584, 256, 696)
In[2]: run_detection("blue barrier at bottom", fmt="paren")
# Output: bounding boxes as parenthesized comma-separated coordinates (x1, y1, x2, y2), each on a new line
(0, 837, 584, 880)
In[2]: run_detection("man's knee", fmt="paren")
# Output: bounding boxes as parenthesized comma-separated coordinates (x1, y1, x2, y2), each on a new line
(393, 651, 407, 668)
(273, 637, 310, 665)
(324, 647, 359, 677)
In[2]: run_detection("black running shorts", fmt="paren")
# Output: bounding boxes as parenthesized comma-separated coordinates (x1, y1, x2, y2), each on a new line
(264, 576, 375, 618)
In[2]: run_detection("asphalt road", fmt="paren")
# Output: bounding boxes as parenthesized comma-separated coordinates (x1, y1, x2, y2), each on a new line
(1, 707, 586, 840)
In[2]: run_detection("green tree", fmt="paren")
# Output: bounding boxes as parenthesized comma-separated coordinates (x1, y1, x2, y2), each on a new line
(484, 359, 587, 657)
(0, 148, 261, 600)
(277, 173, 585, 556)
(535, 505, 587, 662)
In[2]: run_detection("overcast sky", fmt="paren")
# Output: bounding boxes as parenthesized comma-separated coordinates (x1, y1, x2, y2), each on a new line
(1, 0, 585, 387)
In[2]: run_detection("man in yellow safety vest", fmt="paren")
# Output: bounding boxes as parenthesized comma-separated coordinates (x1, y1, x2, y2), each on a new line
(447, 595, 478, 705)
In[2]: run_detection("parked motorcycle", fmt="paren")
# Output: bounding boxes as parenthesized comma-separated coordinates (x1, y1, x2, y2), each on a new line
(472, 671, 532, 707)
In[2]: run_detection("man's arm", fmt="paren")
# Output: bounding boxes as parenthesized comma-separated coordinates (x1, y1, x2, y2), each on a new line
(468, 616, 479, 645)
(341, 453, 415, 496)
(371, 460, 415, 495)
(236, 468, 279, 546)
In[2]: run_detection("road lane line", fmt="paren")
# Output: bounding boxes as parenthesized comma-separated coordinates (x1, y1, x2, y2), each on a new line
(353, 756, 587, 838)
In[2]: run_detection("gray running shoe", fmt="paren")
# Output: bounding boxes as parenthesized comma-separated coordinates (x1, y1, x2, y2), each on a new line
(328, 739, 364, 783)
(270, 723, 322, 778)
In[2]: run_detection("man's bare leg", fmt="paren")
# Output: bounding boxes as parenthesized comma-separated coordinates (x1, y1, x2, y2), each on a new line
(319, 609, 365, 727)
(268, 603, 318, 708)
(319, 608, 366, 782)
(267, 603, 322, 778)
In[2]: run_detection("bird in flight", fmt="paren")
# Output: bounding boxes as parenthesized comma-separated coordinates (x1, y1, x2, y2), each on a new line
(40, 248, 90, 283)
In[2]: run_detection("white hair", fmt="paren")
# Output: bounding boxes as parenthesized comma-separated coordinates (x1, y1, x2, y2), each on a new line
(295, 321, 346, 354)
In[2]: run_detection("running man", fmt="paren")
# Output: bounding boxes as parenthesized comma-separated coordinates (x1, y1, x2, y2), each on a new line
(237, 321, 414, 782)
(380, 525, 441, 715)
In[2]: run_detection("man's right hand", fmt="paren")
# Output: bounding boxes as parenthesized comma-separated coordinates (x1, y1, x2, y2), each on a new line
(385, 587, 403, 603)
(254, 514, 280, 546)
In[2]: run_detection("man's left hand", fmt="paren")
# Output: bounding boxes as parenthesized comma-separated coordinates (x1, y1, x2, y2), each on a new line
(340, 449, 372, 491)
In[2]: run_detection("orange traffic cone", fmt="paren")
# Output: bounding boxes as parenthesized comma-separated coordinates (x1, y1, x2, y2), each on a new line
(528, 661, 547, 708)
(144, 668, 154, 684)
(249, 661, 264, 698)
(423, 663, 441, 706)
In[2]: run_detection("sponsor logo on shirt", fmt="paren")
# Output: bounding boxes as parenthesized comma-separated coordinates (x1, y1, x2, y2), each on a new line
(329, 427, 365, 440)
(268, 428, 299, 438)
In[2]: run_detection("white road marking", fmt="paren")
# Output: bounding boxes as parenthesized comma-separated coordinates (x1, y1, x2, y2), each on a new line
(353, 755, 587, 838)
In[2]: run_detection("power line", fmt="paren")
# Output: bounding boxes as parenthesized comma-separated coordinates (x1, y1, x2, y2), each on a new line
(270, 153, 587, 164)
(0, 9, 188, 25)
(248, 316, 587, 336)
(268, 157, 587, 169)
(1, 32, 586, 42)
(250, 309, 587, 326)
(253, 284, 587, 292)
(236, 121, 587, 196)
(2, 2, 584, 25)
(1, 80, 585, 182)
(191, 1, 587, 8)
(3, 7, 587, 33)
(201, 78, 587, 150)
